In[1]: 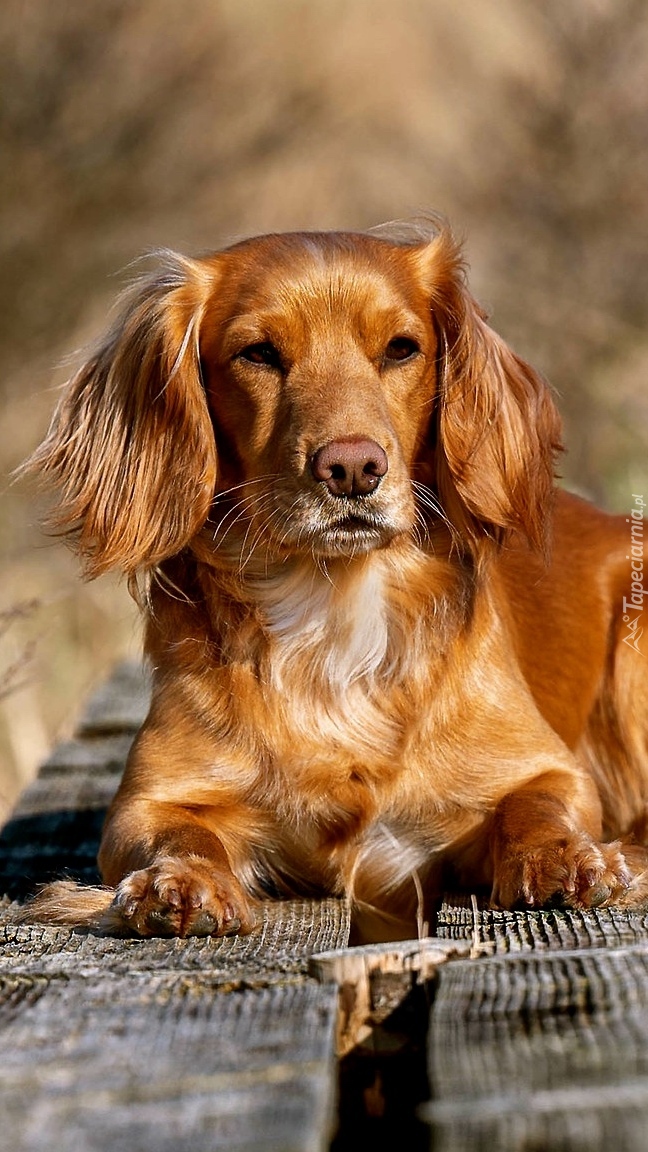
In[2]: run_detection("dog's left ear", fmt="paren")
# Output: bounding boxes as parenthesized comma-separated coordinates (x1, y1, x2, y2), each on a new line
(415, 230, 563, 555)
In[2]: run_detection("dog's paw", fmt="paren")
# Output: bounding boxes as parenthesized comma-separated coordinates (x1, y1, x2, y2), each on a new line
(492, 835, 642, 911)
(110, 855, 257, 938)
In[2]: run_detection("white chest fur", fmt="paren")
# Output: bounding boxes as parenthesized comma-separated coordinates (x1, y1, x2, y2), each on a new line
(258, 557, 390, 689)
(248, 556, 407, 766)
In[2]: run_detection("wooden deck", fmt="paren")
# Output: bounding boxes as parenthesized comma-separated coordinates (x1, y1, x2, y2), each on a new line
(2, 663, 648, 1150)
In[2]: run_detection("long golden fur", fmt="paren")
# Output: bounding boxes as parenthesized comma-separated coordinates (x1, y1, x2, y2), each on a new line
(22, 221, 648, 940)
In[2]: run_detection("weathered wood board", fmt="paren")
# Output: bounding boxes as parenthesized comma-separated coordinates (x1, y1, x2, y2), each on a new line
(424, 943, 648, 1150)
(426, 897, 648, 1150)
(0, 913, 345, 1152)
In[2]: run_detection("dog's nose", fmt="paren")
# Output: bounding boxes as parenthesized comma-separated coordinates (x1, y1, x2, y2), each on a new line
(310, 438, 388, 497)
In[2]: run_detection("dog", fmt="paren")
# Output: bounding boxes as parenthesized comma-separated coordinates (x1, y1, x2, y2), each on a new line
(22, 220, 648, 941)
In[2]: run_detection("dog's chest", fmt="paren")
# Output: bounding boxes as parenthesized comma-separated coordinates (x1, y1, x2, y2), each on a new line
(255, 559, 407, 767)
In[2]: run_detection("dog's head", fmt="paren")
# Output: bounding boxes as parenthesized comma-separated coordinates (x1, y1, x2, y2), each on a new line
(29, 222, 561, 576)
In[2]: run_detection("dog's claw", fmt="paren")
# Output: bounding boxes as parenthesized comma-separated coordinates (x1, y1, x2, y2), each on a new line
(493, 835, 645, 911)
(112, 857, 256, 939)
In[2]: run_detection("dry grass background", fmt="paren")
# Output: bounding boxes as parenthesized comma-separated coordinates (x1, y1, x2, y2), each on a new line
(1, 0, 647, 819)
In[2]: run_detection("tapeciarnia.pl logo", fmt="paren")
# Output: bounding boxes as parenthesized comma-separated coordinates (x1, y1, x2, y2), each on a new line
(623, 494, 645, 653)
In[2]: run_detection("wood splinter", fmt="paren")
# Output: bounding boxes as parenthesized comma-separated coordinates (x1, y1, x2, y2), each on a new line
(309, 937, 471, 1056)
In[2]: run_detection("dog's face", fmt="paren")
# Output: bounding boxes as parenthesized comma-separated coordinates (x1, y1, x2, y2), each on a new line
(199, 233, 439, 558)
(30, 223, 562, 577)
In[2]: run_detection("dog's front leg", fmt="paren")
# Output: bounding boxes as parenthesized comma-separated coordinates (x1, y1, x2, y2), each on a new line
(490, 768, 646, 910)
(97, 795, 258, 937)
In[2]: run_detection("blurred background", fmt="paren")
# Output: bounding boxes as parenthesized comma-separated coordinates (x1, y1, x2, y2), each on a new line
(1, 0, 647, 819)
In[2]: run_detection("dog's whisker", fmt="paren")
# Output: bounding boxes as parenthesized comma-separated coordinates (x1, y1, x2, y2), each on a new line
(313, 551, 335, 587)
(212, 490, 276, 549)
(211, 475, 279, 507)
(237, 506, 285, 574)
(410, 480, 461, 547)
(272, 496, 310, 554)
(237, 502, 280, 571)
(411, 508, 427, 550)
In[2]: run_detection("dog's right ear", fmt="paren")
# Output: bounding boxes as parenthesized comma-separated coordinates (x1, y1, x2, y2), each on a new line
(25, 253, 218, 578)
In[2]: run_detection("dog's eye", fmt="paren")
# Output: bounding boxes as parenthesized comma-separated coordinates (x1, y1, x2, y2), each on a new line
(384, 337, 420, 363)
(238, 342, 283, 369)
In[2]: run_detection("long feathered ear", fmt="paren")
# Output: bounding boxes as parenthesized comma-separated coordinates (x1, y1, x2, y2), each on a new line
(25, 252, 218, 578)
(416, 228, 563, 556)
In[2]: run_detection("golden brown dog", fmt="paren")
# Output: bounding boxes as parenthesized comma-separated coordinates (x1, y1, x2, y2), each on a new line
(24, 221, 648, 940)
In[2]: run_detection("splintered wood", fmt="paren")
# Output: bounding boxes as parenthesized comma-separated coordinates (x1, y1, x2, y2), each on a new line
(309, 937, 470, 1055)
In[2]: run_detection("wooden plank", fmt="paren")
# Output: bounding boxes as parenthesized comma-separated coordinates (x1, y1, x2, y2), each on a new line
(1, 891, 348, 1151)
(0, 806, 107, 895)
(0, 899, 350, 980)
(0, 744, 125, 896)
(422, 944, 648, 1150)
(438, 893, 648, 953)
(0, 973, 339, 1152)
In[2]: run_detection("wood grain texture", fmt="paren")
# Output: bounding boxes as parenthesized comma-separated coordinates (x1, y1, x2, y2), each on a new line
(0, 899, 351, 980)
(423, 944, 648, 1150)
(0, 973, 339, 1151)
(310, 937, 470, 1054)
(438, 892, 648, 953)
(0, 895, 348, 1151)
(0, 710, 139, 897)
